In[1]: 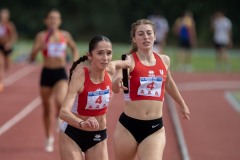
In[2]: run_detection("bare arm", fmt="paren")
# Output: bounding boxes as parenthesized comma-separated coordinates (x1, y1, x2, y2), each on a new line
(190, 20, 197, 46)
(59, 68, 84, 128)
(165, 70, 190, 120)
(110, 55, 131, 70)
(6, 22, 18, 48)
(59, 68, 99, 129)
(172, 18, 180, 36)
(29, 32, 44, 62)
(112, 69, 130, 95)
(65, 31, 79, 61)
(111, 54, 134, 93)
(159, 54, 190, 120)
(105, 54, 131, 80)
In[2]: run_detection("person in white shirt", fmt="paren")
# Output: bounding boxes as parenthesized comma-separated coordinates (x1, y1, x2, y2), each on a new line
(211, 11, 232, 72)
(148, 11, 169, 54)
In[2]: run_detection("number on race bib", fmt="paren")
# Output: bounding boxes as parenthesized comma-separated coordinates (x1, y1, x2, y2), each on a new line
(86, 89, 110, 110)
(137, 76, 162, 97)
(95, 96, 102, 104)
(147, 82, 154, 90)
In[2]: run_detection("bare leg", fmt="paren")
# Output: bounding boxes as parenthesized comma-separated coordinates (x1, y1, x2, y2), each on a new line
(53, 80, 68, 130)
(113, 122, 138, 160)
(137, 128, 166, 160)
(59, 131, 84, 160)
(85, 139, 109, 160)
(215, 48, 224, 71)
(40, 87, 54, 152)
(185, 49, 193, 72)
(0, 52, 5, 91)
(222, 48, 231, 72)
(176, 49, 187, 72)
(4, 55, 11, 71)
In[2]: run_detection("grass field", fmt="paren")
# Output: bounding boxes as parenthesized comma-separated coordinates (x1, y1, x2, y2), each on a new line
(10, 40, 240, 110)
(12, 40, 240, 73)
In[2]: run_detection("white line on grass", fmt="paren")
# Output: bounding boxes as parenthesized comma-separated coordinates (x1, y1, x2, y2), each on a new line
(0, 97, 41, 136)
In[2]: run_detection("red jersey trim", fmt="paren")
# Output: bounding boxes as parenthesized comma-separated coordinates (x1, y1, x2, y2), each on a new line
(0, 24, 10, 36)
(42, 31, 66, 57)
(128, 52, 167, 101)
(76, 67, 112, 116)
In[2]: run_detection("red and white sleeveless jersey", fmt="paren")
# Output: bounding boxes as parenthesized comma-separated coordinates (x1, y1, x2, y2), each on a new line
(72, 67, 112, 116)
(42, 31, 67, 58)
(0, 24, 10, 37)
(126, 52, 167, 101)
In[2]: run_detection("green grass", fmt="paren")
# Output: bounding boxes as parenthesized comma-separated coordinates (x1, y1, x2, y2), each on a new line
(12, 40, 240, 73)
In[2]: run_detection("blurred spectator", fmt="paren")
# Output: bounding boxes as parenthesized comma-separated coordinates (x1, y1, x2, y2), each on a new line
(173, 11, 197, 72)
(148, 11, 169, 54)
(0, 8, 18, 92)
(211, 11, 232, 72)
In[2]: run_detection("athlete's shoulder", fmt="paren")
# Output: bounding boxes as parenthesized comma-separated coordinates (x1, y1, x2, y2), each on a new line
(71, 66, 85, 84)
(68, 66, 86, 93)
(157, 53, 170, 68)
(6, 21, 15, 28)
(74, 65, 86, 77)
(35, 31, 46, 41)
(160, 54, 170, 61)
(59, 30, 72, 42)
(155, 52, 169, 60)
(60, 30, 71, 36)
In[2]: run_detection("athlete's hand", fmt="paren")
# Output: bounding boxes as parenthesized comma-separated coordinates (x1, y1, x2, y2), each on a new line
(125, 55, 131, 68)
(28, 55, 35, 64)
(180, 105, 190, 120)
(115, 77, 128, 91)
(81, 117, 99, 129)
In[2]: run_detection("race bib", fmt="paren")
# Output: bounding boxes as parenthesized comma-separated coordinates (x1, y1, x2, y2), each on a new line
(0, 25, 7, 37)
(47, 43, 66, 57)
(86, 89, 110, 110)
(137, 76, 162, 97)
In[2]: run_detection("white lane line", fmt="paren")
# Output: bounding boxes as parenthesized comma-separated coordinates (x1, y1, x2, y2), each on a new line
(0, 97, 41, 136)
(166, 94, 190, 160)
(225, 92, 240, 113)
(177, 81, 240, 91)
(165, 80, 240, 160)
(3, 65, 36, 86)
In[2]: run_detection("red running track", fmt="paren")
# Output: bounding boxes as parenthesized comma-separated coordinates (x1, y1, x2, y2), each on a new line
(0, 64, 240, 160)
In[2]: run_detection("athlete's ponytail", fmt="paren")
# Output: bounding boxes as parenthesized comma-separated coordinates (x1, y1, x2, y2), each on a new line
(69, 55, 88, 83)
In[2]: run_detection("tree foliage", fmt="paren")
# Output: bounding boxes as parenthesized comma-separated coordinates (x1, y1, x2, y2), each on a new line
(1, 0, 239, 46)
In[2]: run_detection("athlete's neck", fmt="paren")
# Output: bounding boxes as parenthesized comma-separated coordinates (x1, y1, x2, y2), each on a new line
(89, 67, 105, 84)
(136, 51, 156, 66)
